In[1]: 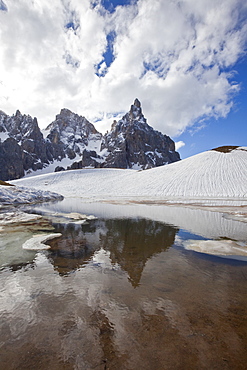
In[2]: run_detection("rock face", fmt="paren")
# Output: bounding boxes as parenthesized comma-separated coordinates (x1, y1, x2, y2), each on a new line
(45, 109, 103, 168)
(0, 100, 180, 180)
(0, 110, 49, 180)
(101, 99, 180, 169)
(0, 109, 103, 180)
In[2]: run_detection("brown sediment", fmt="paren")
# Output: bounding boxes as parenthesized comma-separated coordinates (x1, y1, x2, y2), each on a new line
(0, 180, 15, 186)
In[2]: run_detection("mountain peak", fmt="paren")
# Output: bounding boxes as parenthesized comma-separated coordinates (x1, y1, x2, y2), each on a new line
(15, 109, 22, 117)
(129, 98, 143, 121)
(133, 98, 141, 108)
(101, 98, 180, 169)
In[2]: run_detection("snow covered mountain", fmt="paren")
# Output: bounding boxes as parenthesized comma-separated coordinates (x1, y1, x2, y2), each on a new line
(51, 99, 180, 171)
(13, 146, 247, 200)
(0, 100, 180, 180)
(44, 108, 103, 169)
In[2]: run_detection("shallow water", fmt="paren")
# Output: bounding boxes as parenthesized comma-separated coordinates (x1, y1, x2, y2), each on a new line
(0, 201, 247, 369)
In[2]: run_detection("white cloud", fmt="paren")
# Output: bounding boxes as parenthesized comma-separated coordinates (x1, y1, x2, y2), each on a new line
(0, 0, 246, 137)
(175, 141, 185, 151)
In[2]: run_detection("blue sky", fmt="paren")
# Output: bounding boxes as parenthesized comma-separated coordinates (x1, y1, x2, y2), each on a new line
(178, 57, 247, 158)
(0, 0, 246, 158)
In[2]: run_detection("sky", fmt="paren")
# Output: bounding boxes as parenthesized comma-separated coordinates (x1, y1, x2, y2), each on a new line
(0, 0, 246, 158)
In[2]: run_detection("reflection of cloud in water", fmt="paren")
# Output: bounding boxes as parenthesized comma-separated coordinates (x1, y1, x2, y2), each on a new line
(1, 239, 247, 368)
(39, 199, 247, 241)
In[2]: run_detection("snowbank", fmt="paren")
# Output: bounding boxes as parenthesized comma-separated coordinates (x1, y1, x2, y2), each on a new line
(183, 239, 247, 257)
(12, 147, 247, 200)
(0, 184, 63, 205)
(22, 233, 62, 250)
(0, 211, 42, 226)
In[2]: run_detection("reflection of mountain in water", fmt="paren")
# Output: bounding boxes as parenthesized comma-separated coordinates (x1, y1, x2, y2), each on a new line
(48, 218, 178, 285)
(47, 222, 100, 275)
(101, 219, 178, 287)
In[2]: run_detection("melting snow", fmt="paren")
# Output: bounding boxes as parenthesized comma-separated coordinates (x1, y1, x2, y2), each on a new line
(22, 233, 62, 250)
(183, 239, 247, 257)
(0, 211, 42, 225)
(13, 147, 247, 200)
(0, 184, 63, 205)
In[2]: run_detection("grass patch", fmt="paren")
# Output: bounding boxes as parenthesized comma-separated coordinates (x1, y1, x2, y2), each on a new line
(0, 180, 15, 186)
(211, 146, 239, 153)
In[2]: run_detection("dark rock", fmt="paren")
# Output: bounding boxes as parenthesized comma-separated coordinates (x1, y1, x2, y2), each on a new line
(0, 138, 24, 180)
(0, 110, 50, 179)
(101, 99, 180, 169)
(55, 166, 65, 172)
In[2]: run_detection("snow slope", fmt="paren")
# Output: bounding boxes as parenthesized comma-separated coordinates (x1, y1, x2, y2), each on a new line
(12, 147, 247, 200)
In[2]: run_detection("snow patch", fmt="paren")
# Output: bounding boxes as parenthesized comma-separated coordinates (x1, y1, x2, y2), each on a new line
(0, 211, 42, 225)
(24, 155, 82, 177)
(183, 239, 247, 257)
(0, 131, 9, 142)
(131, 162, 143, 170)
(0, 184, 63, 205)
(22, 233, 62, 250)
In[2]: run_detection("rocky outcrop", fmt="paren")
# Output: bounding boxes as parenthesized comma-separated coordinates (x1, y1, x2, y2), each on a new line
(0, 137, 24, 180)
(0, 110, 48, 180)
(101, 99, 180, 169)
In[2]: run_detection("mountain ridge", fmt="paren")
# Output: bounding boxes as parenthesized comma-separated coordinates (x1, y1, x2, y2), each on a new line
(0, 99, 180, 180)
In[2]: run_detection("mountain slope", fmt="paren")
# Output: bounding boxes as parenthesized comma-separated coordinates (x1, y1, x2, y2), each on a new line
(13, 146, 247, 199)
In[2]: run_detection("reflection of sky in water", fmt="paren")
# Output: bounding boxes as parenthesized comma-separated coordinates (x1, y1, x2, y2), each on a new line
(36, 198, 247, 240)
(0, 202, 247, 369)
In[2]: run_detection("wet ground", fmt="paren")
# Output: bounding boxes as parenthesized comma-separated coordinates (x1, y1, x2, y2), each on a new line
(0, 202, 247, 369)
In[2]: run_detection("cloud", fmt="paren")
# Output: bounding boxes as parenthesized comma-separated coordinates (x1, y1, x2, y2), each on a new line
(0, 0, 246, 137)
(175, 141, 185, 151)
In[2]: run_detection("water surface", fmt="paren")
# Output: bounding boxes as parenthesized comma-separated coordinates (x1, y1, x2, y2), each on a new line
(0, 201, 247, 369)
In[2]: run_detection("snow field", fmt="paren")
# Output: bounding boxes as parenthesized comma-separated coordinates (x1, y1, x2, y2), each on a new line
(12, 147, 247, 200)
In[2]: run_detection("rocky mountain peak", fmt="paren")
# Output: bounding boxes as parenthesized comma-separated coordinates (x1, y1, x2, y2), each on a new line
(15, 109, 22, 117)
(0, 110, 41, 141)
(45, 109, 102, 163)
(133, 98, 141, 108)
(127, 98, 144, 122)
(47, 108, 98, 136)
(101, 98, 180, 169)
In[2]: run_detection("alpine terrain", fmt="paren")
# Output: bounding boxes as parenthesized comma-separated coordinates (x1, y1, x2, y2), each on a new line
(13, 146, 247, 200)
(0, 99, 180, 180)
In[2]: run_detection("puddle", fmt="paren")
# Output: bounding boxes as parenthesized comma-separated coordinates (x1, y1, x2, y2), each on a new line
(0, 201, 247, 369)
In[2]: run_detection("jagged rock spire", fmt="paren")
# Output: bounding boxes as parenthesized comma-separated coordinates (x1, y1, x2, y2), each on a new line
(101, 98, 180, 169)
(133, 98, 141, 108)
(129, 98, 143, 121)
